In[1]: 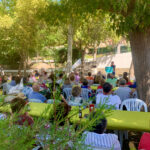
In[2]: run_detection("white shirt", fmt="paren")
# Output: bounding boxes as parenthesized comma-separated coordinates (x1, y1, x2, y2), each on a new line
(83, 131, 121, 150)
(114, 87, 131, 102)
(56, 79, 63, 84)
(96, 93, 121, 110)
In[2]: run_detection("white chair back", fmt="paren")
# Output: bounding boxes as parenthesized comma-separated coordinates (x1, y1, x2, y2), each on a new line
(81, 88, 91, 101)
(120, 98, 147, 112)
(63, 88, 72, 101)
(96, 89, 103, 94)
(29, 99, 43, 103)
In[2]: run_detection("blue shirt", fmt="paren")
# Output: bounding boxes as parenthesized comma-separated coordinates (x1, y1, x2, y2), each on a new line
(22, 86, 33, 98)
(9, 80, 16, 86)
(28, 91, 47, 102)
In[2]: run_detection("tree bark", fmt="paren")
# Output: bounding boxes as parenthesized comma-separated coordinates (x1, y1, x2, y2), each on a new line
(81, 49, 86, 75)
(129, 29, 150, 105)
(66, 24, 73, 74)
(93, 47, 98, 62)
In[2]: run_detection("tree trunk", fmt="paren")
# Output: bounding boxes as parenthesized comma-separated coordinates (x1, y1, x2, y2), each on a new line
(66, 24, 73, 74)
(81, 49, 86, 75)
(129, 29, 150, 105)
(93, 46, 98, 66)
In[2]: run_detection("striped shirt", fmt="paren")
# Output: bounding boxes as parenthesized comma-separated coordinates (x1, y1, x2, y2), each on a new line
(83, 131, 121, 150)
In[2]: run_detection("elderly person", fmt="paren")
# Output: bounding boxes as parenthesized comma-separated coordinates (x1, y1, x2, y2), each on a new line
(62, 78, 72, 89)
(28, 83, 47, 102)
(114, 78, 131, 102)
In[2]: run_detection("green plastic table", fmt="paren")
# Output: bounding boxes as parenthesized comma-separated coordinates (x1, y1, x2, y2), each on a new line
(0, 102, 150, 132)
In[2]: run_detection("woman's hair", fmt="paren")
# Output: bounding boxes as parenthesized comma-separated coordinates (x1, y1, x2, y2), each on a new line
(54, 102, 71, 126)
(69, 75, 75, 82)
(15, 76, 21, 84)
(11, 97, 27, 113)
(94, 75, 103, 84)
(64, 78, 71, 85)
(100, 78, 105, 87)
(72, 86, 81, 97)
(123, 72, 129, 83)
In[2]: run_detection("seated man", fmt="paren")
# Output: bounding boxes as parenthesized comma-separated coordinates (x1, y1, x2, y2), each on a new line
(114, 78, 131, 102)
(28, 83, 47, 102)
(96, 82, 121, 109)
(83, 117, 121, 150)
(10, 97, 34, 126)
(81, 79, 89, 89)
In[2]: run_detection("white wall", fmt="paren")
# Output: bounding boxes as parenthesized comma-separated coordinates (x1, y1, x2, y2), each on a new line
(96, 52, 132, 68)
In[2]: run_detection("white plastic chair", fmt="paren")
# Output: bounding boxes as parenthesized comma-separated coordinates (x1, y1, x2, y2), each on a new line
(96, 89, 103, 94)
(119, 98, 147, 147)
(81, 88, 91, 101)
(29, 99, 43, 103)
(120, 98, 147, 112)
(63, 88, 72, 101)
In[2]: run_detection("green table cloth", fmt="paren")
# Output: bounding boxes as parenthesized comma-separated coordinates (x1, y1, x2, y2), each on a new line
(0, 102, 150, 132)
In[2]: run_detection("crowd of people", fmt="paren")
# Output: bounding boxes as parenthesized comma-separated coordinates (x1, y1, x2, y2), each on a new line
(0, 68, 148, 150)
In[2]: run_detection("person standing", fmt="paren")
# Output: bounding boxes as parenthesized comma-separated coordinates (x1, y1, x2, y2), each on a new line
(111, 61, 116, 75)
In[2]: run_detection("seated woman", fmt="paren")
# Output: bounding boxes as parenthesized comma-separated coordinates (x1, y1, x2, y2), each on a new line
(123, 72, 132, 86)
(83, 117, 121, 150)
(10, 97, 34, 126)
(70, 86, 82, 105)
(62, 78, 72, 89)
(51, 95, 71, 126)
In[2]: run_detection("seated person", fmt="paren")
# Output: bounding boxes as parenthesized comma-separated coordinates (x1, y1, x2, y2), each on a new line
(51, 95, 71, 126)
(69, 74, 76, 86)
(81, 79, 89, 89)
(86, 72, 94, 81)
(86, 72, 94, 85)
(96, 83, 121, 109)
(123, 72, 132, 86)
(83, 117, 121, 150)
(2, 76, 12, 94)
(138, 132, 150, 150)
(22, 77, 33, 98)
(9, 76, 16, 86)
(106, 74, 117, 88)
(8, 76, 24, 95)
(56, 73, 64, 85)
(75, 72, 80, 84)
(10, 97, 34, 126)
(28, 83, 47, 102)
(114, 78, 131, 102)
(62, 78, 72, 89)
(70, 86, 82, 104)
